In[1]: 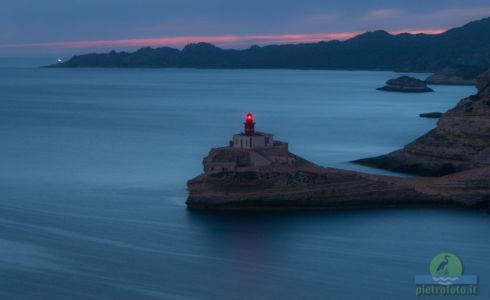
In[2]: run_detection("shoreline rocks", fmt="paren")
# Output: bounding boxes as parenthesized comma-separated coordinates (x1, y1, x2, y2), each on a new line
(186, 69, 490, 212)
(377, 76, 434, 93)
(354, 68, 490, 176)
(187, 152, 490, 211)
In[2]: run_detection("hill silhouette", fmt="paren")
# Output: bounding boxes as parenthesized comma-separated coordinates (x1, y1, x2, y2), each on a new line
(49, 17, 490, 72)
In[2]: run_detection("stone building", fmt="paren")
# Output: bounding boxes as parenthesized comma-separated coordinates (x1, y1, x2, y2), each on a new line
(232, 113, 273, 149)
(203, 113, 292, 174)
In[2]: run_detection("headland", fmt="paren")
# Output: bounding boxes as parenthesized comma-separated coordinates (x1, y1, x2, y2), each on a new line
(187, 93, 490, 212)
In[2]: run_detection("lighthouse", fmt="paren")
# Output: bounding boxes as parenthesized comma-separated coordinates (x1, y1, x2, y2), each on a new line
(232, 113, 273, 149)
(203, 113, 290, 174)
(244, 113, 255, 135)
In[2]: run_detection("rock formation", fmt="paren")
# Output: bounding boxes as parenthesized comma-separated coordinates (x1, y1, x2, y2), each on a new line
(377, 76, 434, 93)
(476, 69, 490, 91)
(355, 69, 490, 176)
(186, 70, 490, 212)
(425, 65, 487, 86)
(187, 102, 490, 211)
(187, 147, 490, 211)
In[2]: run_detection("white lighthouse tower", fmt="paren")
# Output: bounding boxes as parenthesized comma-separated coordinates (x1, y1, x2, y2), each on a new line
(203, 113, 290, 174)
(232, 113, 273, 149)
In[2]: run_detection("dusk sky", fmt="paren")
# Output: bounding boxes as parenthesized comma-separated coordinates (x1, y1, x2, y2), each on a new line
(2, 0, 490, 57)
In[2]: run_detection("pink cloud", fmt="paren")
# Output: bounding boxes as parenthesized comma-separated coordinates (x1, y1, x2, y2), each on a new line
(0, 29, 447, 53)
(0, 32, 361, 50)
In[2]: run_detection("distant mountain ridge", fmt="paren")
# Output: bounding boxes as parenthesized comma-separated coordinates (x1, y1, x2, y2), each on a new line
(49, 17, 490, 72)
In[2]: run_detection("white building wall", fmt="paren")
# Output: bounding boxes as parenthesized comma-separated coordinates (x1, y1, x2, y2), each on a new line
(232, 133, 273, 149)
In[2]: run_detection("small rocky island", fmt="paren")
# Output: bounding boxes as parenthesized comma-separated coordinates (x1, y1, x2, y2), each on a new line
(377, 76, 434, 93)
(187, 109, 490, 212)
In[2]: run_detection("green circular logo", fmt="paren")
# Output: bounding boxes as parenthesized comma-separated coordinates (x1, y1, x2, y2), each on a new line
(430, 252, 463, 277)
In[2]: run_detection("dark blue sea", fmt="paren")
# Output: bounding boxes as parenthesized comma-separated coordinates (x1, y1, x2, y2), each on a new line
(0, 64, 489, 299)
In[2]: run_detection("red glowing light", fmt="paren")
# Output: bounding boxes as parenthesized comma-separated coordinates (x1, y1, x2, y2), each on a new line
(246, 113, 254, 122)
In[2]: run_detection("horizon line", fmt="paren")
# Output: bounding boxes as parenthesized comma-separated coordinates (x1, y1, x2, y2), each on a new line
(0, 28, 446, 53)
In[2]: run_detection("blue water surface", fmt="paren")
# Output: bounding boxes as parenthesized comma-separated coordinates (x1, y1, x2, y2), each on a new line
(0, 66, 488, 299)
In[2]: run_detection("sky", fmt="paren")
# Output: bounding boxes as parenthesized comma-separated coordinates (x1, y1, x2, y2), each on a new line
(1, 0, 490, 57)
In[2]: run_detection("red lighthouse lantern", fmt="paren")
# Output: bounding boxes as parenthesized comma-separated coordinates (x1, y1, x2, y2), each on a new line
(244, 113, 255, 135)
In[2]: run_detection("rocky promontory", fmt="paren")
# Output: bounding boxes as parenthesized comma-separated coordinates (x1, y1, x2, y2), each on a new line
(187, 109, 490, 212)
(187, 146, 490, 211)
(186, 69, 490, 211)
(425, 65, 487, 86)
(377, 76, 434, 93)
(355, 69, 490, 176)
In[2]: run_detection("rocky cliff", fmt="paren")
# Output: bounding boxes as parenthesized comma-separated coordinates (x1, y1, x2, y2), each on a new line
(477, 69, 490, 91)
(187, 69, 490, 211)
(187, 134, 490, 212)
(355, 69, 490, 176)
(187, 154, 490, 211)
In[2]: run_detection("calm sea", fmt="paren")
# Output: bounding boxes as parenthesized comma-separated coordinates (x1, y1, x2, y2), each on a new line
(0, 65, 488, 299)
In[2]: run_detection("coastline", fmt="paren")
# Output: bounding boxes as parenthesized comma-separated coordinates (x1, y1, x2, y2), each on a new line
(187, 163, 490, 213)
(186, 70, 490, 212)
